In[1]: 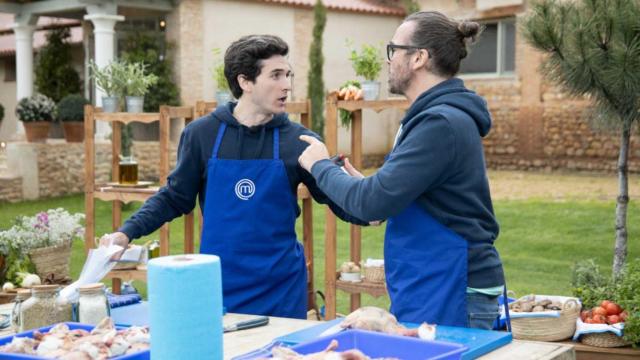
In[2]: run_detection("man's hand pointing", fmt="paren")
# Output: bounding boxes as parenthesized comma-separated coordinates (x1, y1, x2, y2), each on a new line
(298, 135, 330, 172)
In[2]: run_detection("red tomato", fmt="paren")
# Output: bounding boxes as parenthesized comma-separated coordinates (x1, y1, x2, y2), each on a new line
(592, 314, 607, 324)
(585, 318, 594, 324)
(580, 310, 590, 322)
(605, 302, 622, 316)
(607, 315, 621, 324)
(620, 311, 629, 322)
(593, 306, 608, 317)
(601, 300, 612, 308)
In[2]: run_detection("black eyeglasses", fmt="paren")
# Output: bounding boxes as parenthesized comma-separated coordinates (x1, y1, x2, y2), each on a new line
(386, 43, 427, 61)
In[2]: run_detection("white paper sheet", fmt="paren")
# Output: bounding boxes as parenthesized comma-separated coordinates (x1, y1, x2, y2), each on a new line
(58, 244, 124, 303)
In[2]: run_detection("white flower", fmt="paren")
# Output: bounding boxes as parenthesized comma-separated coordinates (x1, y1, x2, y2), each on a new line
(0, 208, 84, 254)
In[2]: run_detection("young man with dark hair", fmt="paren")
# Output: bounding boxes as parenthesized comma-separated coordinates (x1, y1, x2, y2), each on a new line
(101, 34, 365, 319)
(299, 12, 505, 329)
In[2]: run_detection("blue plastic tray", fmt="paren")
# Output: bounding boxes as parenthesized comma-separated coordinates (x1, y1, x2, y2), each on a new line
(0, 322, 149, 360)
(284, 329, 467, 360)
(272, 319, 511, 360)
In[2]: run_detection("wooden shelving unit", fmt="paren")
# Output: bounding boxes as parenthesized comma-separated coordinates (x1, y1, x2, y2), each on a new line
(323, 94, 410, 319)
(194, 100, 317, 309)
(84, 105, 197, 293)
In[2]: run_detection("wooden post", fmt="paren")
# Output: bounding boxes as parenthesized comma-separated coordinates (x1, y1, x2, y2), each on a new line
(349, 109, 363, 312)
(159, 106, 171, 256)
(184, 211, 195, 253)
(111, 121, 122, 230)
(84, 105, 95, 253)
(324, 94, 339, 320)
(300, 103, 316, 310)
(184, 106, 196, 251)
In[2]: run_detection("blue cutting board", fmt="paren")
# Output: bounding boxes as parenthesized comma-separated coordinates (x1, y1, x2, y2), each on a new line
(275, 319, 512, 360)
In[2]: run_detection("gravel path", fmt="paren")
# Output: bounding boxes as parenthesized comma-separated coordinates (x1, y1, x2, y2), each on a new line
(488, 170, 640, 201)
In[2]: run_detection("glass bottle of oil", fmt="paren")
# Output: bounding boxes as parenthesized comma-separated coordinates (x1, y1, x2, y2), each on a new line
(119, 155, 138, 184)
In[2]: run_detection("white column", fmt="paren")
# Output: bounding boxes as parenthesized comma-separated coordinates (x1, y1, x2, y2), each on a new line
(84, 10, 123, 139)
(10, 21, 36, 139)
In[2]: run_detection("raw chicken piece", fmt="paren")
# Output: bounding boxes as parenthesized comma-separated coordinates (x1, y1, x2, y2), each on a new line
(271, 340, 375, 360)
(340, 307, 436, 339)
(0, 337, 38, 354)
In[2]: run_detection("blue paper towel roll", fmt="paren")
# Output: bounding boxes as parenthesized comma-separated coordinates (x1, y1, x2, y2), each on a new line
(148, 254, 223, 360)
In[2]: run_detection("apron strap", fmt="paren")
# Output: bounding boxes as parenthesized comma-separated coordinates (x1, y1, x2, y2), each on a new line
(273, 128, 279, 160)
(503, 284, 512, 332)
(212, 122, 227, 159)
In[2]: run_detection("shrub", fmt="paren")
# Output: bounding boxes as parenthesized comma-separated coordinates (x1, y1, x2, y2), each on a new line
(57, 94, 90, 122)
(15, 94, 55, 122)
(120, 33, 180, 112)
(35, 27, 81, 102)
(307, 0, 327, 135)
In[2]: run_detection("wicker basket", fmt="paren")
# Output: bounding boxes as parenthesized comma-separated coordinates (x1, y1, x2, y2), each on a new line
(363, 265, 385, 283)
(581, 332, 633, 348)
(511, 297, 581, 341)
(28, 239, 72, 280)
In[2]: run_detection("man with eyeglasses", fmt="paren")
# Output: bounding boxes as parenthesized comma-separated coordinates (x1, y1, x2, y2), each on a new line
(299, 11, 506, 329)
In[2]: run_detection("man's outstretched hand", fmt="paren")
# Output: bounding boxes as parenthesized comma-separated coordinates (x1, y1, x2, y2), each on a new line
(98, 232, 129, 260)
(298, 135, 330, 172)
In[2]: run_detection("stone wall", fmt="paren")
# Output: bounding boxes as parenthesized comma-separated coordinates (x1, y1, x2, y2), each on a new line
(468, 79, 640, 173)
(0, 140, 181, 203)
(36, 141, 112, 197)
(132, 141, 179, 182)
(0, 176, 22, 202)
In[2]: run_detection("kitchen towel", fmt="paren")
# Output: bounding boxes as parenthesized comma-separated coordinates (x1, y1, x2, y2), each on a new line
(148, 254, 223, 360)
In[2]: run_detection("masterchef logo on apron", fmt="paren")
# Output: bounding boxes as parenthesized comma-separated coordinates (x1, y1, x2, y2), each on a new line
(235, 179, 255, 200)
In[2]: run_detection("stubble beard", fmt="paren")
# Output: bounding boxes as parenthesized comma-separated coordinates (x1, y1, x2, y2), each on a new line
(389, 68, 411, 96)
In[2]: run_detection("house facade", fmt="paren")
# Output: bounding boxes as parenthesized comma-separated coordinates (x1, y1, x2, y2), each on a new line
(0, 0, 637, 201)
(419, 0, 639, 173)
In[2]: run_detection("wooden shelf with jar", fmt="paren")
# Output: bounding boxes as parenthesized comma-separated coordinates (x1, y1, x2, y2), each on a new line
(84, 105, 199, 293)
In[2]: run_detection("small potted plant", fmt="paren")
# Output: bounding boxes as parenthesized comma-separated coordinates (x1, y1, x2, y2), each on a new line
(348, 42, 383, 100)
(124, 61, 159, 113)
(57, 94, 90, 142)
(213, 63, 233, 105)
(15, 94, 55, 142)
(89, 60, 126, 113)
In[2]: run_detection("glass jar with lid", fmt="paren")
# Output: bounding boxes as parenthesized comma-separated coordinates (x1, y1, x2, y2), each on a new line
(19, 285, 72, 331)
(11, 289, 31, 332)
(78, 283, 110, 325)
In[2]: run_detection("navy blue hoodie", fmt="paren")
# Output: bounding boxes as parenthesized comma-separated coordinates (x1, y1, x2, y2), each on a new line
(311, 78, 504, 288)
(120, 102, 366, 240)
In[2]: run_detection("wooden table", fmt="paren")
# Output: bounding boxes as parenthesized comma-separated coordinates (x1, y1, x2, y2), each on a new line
(0, 305, 575, 359)
(560, 340, 640, 360)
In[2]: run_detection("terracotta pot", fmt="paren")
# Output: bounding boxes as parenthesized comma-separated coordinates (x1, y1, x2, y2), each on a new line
(23, 121, 51, 142)
(62, 122, 84, 142)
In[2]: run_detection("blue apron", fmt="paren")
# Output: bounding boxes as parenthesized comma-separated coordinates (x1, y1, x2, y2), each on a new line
(385, 200, 468, 326)
(200, 122, 307, 319)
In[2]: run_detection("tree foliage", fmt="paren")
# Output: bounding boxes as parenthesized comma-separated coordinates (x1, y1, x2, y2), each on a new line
(120, 33, 180, 112)
(307, 0, 327, 136)
(35, 27, 81, 103)
(523, 0, 640, 276)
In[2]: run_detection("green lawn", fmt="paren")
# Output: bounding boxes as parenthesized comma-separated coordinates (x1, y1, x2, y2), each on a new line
(1, 194, 638, 315)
